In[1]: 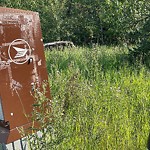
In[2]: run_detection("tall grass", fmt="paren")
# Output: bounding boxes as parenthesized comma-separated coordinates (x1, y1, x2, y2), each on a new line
(28, 46, 150, 150)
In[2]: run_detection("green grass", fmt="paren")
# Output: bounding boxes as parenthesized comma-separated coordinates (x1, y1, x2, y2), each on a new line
(28, 46, 150, 150)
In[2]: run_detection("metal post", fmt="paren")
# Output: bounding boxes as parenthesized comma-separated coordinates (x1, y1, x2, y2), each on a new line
(5, 138, 29, 150)
(0, 143, 7, 150)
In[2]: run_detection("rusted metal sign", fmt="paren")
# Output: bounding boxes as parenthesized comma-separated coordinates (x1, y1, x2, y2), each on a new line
(0, 7, 51, 143)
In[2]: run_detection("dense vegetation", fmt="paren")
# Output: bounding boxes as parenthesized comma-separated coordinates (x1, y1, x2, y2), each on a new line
(0, 1, 149, 44)
(0, 1, 149, 149)
(0, 0, 150, 63)
(28, 46, 150, 150)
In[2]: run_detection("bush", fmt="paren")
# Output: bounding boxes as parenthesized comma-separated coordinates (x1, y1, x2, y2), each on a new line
(129, 16, 150, 67)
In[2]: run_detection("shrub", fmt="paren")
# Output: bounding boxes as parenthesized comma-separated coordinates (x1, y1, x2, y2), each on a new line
(129, 15, 150, 67)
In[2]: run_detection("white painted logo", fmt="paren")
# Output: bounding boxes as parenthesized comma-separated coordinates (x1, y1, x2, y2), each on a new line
(8, 39, 32, 65)
(13, 46, 28, 58)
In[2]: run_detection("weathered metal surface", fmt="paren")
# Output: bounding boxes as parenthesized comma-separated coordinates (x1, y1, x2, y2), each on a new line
(0, 7, 51, 144)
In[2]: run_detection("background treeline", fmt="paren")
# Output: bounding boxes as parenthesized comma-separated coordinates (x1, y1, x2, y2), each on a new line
(0, 0, 150, 62)
(0, 0, 149, 44)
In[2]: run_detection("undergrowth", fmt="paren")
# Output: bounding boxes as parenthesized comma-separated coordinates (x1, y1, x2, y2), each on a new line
(28, 46, 150, 150)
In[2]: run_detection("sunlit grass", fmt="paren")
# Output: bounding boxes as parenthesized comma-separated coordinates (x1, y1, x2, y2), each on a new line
(29, 46, 150, 150)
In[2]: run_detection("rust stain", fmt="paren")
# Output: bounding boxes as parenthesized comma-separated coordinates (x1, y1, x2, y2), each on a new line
(0, 7, 51, 143)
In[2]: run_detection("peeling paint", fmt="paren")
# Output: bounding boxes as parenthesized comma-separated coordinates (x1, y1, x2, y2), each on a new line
(0, 7, 51, 144)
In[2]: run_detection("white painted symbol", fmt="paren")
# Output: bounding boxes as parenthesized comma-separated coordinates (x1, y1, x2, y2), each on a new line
(13, 46, 28, 58)
(11, 79, 22, 91)
(8, 39, 32, 65)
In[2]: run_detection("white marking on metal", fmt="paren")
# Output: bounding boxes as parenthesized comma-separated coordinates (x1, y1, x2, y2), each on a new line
(2, 41, 25, 47)
(38, 59, 42, 66)
(0, 61, 10, 70)
(7, 64, 13, 95)
(13, 46, 28, 58)
(8, 39, 32, 65)
(32, 55, 40, 87)
(11, 79, 23, 91)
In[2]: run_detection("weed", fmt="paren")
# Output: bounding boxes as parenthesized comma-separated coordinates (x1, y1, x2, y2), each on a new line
(28, 46, 150, 150)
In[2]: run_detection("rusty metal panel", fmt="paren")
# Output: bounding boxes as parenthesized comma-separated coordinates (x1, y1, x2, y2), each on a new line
(0, 7, 51, 143)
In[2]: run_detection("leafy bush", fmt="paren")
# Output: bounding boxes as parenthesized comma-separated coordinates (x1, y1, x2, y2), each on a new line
(129, 16, 150, 67)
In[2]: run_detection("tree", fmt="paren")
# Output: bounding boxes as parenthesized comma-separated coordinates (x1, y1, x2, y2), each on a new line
(129, 15, 150, 66)
(128, 1, 150, 66)
(1, 0, 149, 46)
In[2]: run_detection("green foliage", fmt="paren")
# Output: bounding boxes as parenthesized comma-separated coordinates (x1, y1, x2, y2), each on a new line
(1, 0, 149, 45)
(1, 0, 150, 64)
(129, 15, 150, 66)
(27, 46, 150, 149)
